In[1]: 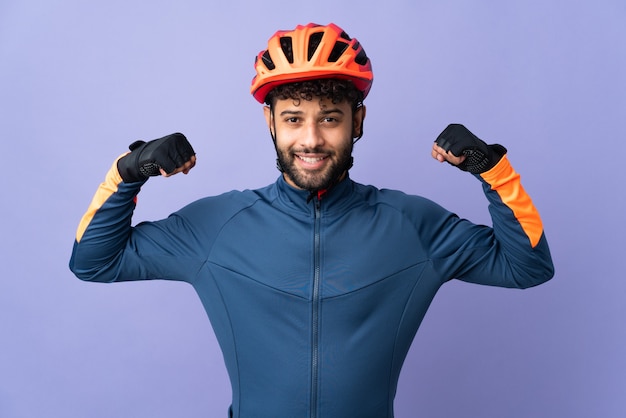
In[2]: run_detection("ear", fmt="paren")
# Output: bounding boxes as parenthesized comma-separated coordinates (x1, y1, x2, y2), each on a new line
(353, 105, 366, 138)
(263, 105, 272, 128)
(263, 105, 275, 137)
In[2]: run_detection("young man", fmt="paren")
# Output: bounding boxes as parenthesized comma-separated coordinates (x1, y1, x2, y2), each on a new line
(70, 23, 554, 418)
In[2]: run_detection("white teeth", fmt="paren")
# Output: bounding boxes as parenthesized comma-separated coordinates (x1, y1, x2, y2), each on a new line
(298, 156, 324, 163)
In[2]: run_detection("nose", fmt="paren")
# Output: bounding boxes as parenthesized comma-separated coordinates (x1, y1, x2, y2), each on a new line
(300, 121, 325, 150)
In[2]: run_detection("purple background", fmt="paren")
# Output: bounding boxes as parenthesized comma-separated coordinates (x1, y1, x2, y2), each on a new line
(1, 1, 625, 417)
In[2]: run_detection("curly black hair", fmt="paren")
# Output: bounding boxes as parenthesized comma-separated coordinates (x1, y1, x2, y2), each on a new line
(265, 78, 364, 110)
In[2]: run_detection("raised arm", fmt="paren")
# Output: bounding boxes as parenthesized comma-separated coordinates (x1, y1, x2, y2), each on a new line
(69, 133, 196, 282)
(429, 124, 554, 288)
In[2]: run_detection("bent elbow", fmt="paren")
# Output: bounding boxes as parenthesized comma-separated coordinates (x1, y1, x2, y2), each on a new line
(69, 240, 119, 283)
(516, 234, 555, 289)
(515, 257, 555, 289)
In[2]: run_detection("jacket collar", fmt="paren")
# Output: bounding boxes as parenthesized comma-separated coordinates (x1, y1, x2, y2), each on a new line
(274, 174, 355, 216)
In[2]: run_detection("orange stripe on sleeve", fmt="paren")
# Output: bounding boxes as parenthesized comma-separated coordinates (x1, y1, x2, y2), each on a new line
(480, 155, 544, 248)
(75, 155, 127, 242)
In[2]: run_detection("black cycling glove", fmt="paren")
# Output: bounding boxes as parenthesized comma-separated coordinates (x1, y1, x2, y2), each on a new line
(117, 133, 195, 183)
(435, 124, 506, 174)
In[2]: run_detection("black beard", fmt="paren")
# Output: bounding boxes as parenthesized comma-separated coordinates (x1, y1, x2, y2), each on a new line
(277, 145, 353, 192)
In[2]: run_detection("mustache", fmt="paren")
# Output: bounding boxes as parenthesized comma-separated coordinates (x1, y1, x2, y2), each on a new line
(292, 147, 332, 154)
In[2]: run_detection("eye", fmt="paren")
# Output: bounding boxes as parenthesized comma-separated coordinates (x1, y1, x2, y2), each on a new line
(322, 114, 344, 124)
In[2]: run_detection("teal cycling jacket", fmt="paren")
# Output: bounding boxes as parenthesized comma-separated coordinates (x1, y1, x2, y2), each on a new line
(70, 154, 554, 417)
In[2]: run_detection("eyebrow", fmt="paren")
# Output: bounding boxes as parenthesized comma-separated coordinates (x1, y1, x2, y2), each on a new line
(279, 108, 345, 116)
(279, 110, 303, 116)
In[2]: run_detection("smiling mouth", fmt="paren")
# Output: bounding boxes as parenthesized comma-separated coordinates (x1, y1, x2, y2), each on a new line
(297, 155, 327, 164)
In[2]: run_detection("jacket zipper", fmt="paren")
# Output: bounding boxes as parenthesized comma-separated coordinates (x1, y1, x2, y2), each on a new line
(310, 197, 322, 418)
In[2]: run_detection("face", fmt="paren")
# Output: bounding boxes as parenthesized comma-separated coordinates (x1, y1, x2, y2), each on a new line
(264, 97, 365, 192)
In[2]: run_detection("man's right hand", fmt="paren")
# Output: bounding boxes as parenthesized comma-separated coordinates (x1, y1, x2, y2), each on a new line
(432, 124, 506, 174)
(117, 133, 196, 183)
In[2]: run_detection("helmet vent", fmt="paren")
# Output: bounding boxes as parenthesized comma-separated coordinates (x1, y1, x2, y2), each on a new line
(262, 50, 275, 70)
(328, 41, 349, 63)
(339, 31, 351, 41)
(280, 37, 294, 63)
(307, 32, 324, 61)
(354, 48, 368, 66)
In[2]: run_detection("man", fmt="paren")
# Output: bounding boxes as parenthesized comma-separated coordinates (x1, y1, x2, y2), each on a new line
(70, 23, 554, 418)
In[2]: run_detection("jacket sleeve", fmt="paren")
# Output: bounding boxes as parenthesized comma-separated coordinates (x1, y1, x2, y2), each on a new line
(69, 157, 205, 283)
(429, 154, 554, 289)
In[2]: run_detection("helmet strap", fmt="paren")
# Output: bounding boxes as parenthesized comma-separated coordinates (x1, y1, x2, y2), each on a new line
(268, 106, 285, 172)
(352, 103, 365, 144)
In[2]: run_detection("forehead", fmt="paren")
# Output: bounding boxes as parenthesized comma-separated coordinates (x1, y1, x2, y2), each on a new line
(272, 96, 351, 113)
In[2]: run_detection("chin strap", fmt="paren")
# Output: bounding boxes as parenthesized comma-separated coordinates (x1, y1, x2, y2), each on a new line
(268, 107, 283, 172)
(275, 158, 284, 172)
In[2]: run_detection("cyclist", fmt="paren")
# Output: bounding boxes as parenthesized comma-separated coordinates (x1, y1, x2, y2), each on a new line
(70, 23, 554, 418)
